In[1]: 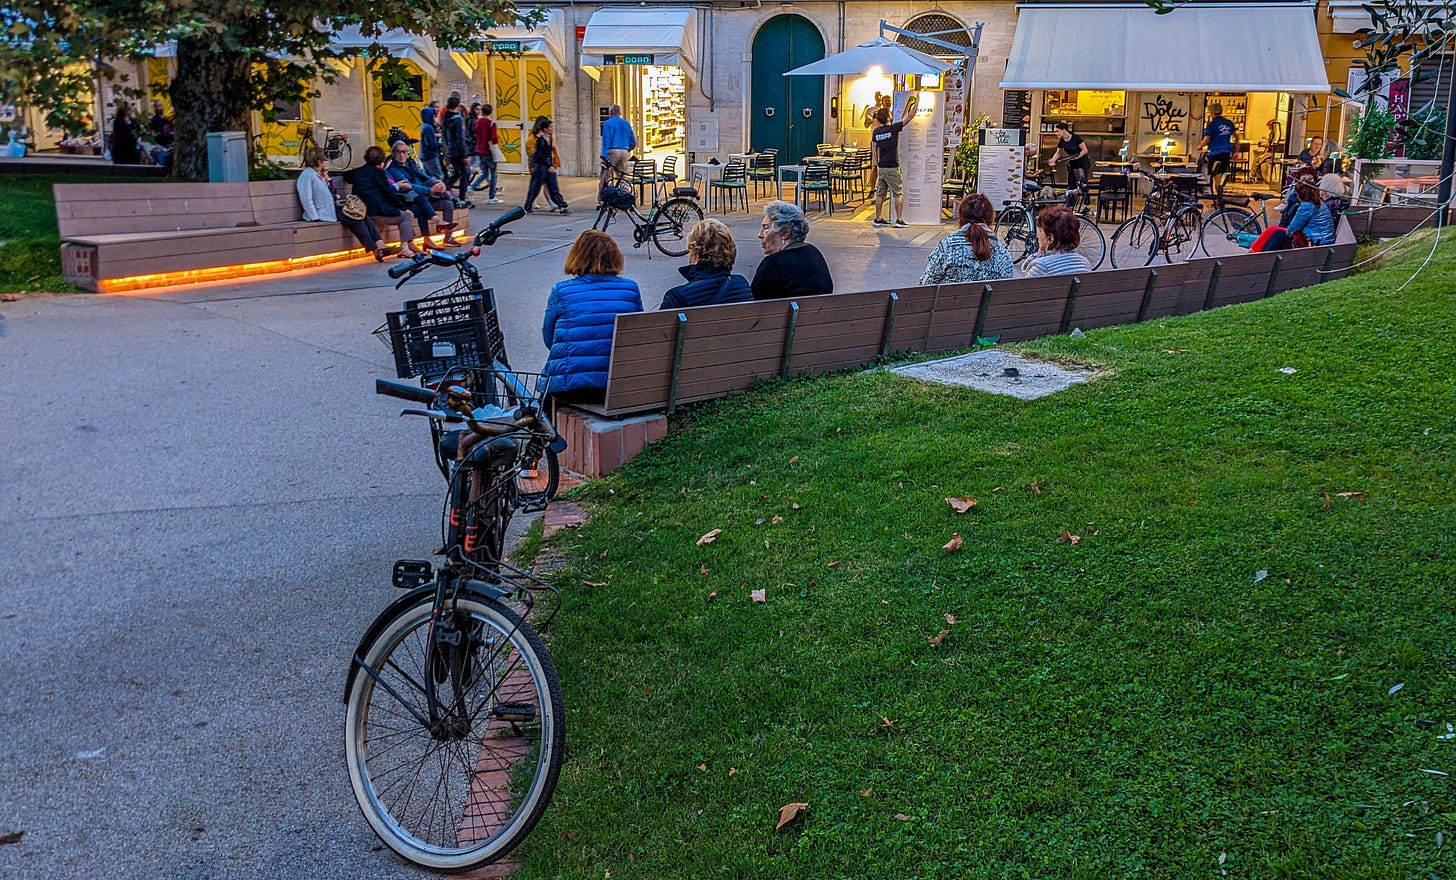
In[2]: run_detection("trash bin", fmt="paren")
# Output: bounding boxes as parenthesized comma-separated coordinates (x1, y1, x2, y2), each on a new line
(206, 131, 249, 182)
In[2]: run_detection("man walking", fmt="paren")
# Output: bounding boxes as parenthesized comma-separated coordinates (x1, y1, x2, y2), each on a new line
(871, 95, 916, 227)
(1199, 102, 1236, 182)
(472, 103, 503, 204)
(442, 94, 472, 207)
(600, 104, 636, 185)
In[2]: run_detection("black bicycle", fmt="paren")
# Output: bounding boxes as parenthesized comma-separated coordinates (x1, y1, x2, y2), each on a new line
(593, 158, 704, 257)
(994, 170, 1107, 270)
(346, 210, 566, 872)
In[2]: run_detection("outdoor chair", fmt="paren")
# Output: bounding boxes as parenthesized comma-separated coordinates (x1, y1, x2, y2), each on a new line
(748, 151, 777, 199)
(628, 158, 658, 205)
(816, 143, 834, 157)
(942, 177, 971, 218)
(799, 163, 833, 215)
(710, 160, 749, 213)
(1095, 173, 1131, 223)
(830, 153, 866, 202)
(655, 155, 678, 187)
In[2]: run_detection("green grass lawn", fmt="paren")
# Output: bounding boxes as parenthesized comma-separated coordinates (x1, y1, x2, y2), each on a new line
(0, 173, 154, 294)
(520, 235, 1456, 878)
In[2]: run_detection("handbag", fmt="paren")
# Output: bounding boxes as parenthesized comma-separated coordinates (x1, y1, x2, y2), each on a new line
(489, 142, 505, 164)
(340, 194, 367, 221)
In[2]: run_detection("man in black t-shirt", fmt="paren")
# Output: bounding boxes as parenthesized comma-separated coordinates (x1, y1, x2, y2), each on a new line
(870, 96, 917, 227)
(1047, 122, 1090, 189)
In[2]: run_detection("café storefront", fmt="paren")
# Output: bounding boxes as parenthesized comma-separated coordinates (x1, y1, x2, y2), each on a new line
(1000, 3, 1330, 179)
(580, 8, 699, 161)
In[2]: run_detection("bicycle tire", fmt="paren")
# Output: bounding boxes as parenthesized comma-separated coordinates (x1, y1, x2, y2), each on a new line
(994, 205, 1036, 262)
(1201, 207, 1256, 257)
(345, 591, 564, 872)
(1164, 207, 1205, 263)
(1109, 215, 1160, 268)
(653, 198, 703, 257)
(515, 445, 560, 507)
(593, 204, 614, 232)
(1075, 215, 1107, 270)
(329, 138, 353, 172)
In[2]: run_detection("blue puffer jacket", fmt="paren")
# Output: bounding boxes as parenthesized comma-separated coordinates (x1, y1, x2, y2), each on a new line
(419, 108, 440, 162)
(541, 274, 644, 393)
(658, 263, 754, 310)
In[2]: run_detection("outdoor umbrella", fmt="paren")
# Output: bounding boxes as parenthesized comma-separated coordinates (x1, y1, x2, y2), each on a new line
(782, 36, 952, 77)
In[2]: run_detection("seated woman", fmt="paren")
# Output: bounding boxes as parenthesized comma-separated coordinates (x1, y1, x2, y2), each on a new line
(1022, 206, 1091, 277)
(541, 230, 644, 407)
(659, 219, 754, 310)
(297, 147, 386, 262)
(352, 145, 423, 259)
(1263, 181, 1334, 250)
(751, 200, 833, 300)
(384, 140, 461, 248)
(920, 194, 1015, 285)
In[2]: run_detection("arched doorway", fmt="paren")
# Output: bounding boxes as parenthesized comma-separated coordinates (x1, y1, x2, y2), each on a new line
(750, 15, 825, 164)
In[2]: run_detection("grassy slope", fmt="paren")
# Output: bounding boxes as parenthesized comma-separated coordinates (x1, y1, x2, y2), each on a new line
(0, 173, 154, 294)
(522, 237, 1456, 879)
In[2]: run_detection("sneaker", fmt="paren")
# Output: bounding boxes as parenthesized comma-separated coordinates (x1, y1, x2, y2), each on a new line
(486, 198, 503, 205)
(894, 219, 908, 228)
(455, 200, 475, 209)
(872, 218, 889, 227)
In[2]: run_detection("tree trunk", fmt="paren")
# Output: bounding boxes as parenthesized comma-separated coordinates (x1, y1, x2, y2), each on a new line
(171, 36, 255, 181)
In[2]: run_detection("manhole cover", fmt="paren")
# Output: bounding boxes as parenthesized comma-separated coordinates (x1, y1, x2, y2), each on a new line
(887, 350, 1094, 399)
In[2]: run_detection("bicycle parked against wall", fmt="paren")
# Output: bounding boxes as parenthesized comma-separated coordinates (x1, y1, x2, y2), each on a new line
(594, 158, 704, 258)
(1200, 188, 1282, 256)
(994, 170, 1107, 270)
(346, 209, 566, 872)
(298, 120, 352, 171)
(1107, 169, 1206, 268)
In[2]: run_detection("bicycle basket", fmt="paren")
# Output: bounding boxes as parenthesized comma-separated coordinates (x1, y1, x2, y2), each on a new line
(601, 184, 635, 211)
(377, 296, 494, 379)
(461, 368, 551, 411)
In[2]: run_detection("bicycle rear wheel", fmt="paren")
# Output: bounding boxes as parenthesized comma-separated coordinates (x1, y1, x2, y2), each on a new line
(1075, 215, 1107, 270)
(346, 592, 564, 872)
(653, 198, 703, 257)
(328, 138, 353, 172)
(1201, 207, 1255, 257)
(1163, 207, 1205, 263)
(994, 205, 1036, 262)
(1109, 215, 1160, 268)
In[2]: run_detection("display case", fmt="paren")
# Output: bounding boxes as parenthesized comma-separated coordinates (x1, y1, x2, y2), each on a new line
(643, 66, 685, 149)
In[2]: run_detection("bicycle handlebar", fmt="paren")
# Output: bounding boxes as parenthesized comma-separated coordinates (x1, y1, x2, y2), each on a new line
(375, 378, 439, 404)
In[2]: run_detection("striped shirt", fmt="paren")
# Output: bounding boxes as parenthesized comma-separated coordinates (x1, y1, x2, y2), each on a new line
(1024, 250, 1092, 278)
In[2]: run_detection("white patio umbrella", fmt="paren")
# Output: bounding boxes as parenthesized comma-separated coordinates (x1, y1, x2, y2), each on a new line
(782, 36, 952, 77)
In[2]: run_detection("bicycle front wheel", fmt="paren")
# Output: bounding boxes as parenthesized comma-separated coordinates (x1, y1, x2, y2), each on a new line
(1109, 215, 1160, 268)
(592, 204, 614, 232)
(515, 444, 560, 508)
(1075, 215, 1107, 270)
(328, 138, 353, 172)
(994, 205, 1036, 262)
(1201, 208, 1255, 257)
(653, 198, 703, 257)
(1163, 207, 1205, 263)
(345, 592, 564, 872)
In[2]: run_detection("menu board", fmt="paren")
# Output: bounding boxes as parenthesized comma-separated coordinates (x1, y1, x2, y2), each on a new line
(941, 69, 968, 157)
(898, 90, 944, 226)
(1002, 90, 1032, 131)
(977, 128, 1026, 212)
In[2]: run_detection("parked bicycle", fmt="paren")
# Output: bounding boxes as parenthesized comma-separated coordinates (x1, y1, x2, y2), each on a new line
(1107, 169, 1206, 268)
(594, 158, 704, 257)
(297, 120, 352, 171)
(346, 209, 566, 872)
(994, 170, 1107, 270)
(1200, 188, 1281, 256)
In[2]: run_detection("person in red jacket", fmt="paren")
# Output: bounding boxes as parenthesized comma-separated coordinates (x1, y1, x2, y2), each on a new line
(472, 103, 503, 204)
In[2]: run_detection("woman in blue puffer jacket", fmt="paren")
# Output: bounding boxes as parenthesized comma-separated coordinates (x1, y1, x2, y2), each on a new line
(542, 230, 644, 404)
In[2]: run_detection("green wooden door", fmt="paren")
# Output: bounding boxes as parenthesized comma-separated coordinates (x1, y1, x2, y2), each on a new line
(750, 15, 825, 164)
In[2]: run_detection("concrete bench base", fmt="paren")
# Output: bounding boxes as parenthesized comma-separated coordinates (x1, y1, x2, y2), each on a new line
(555, 407, 667, 477)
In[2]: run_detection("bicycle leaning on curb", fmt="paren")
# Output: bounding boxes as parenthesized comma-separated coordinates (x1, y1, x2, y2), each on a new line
(593, 157, 705, 257)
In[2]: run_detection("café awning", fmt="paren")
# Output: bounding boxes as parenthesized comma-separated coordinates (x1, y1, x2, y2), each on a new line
(332, 25, 441, 79)
(453, 9, 569, 80)
(1000, 3, 1329, 93)
(580, 8, 698, 81)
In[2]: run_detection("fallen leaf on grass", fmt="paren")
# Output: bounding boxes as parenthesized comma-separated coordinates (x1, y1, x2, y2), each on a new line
(1253, 570, 1268, 583)
(700, 565, 710, 575)
(599, 549, 609, 559)
(696, 529, 722, 546)
(943, 533, 963, 553)
(894, 813, 912, 821)
(946, 496, 977, 514)
(0, 830, 22, 846)
(728, 767, 738, 777)
(945, 613, 956, 626)
(1057, 531, 1080, 546)
(1218, 852, 1227, 866)
(1031, 480, 1041, 496)
(776, 802, 808, 830)
(707, 590, 718, 603)
(750, 589, 767, 604)
(859, 789, 871, 797)
(827, 561, 840, 568)
(880, 715, 898, 729)
(791, 503, 801, 510)
(696, 763, 707, 772)
(1389, 682, 1405, 695)
(927, 630, 948, 646)
(771, 515, 783, 525)
(1334, 491, 1367, 500)
(788, 455, 799, 465)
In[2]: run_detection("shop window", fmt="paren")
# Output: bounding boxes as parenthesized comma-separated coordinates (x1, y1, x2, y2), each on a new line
(1043, 90, 1126, 117)
(272, 99, 303, 121)
(378, 74, 424, 103)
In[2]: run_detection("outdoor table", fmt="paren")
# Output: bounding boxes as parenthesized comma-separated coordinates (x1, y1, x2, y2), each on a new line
(690, 162, 726, 190)
(776, 164, 806, 201)
(729, 152, 759, 164)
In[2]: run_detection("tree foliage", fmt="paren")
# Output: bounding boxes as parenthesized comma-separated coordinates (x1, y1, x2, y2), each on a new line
(1, 0, 530, 179)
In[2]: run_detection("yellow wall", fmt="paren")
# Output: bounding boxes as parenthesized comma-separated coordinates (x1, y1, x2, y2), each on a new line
(372, 61, 429, 146)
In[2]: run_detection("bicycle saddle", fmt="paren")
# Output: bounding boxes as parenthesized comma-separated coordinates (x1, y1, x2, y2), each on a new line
(1022, 181, 1043, 194)
(1251, 191, 1280, 201)
(673, 186, 699, 198)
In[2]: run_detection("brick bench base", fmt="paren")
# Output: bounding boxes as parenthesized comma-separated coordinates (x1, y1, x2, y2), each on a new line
(555, 407, 667, 477)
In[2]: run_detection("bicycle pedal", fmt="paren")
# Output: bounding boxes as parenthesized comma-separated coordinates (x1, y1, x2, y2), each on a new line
(392, 559, 434, 589)
(493, 702, 537, 723)
(520, 499, 549, 514)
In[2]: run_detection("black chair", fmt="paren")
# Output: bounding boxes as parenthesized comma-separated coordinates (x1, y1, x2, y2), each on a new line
(748, 151, 777, 200)
(655, 155, 678, 188)
(942, 177, 971, 218)
(628, 158, 658, 205)
(710, 160, 749, 213)
(1095, 173, 1130, 223)
(799, 163, 833, 215)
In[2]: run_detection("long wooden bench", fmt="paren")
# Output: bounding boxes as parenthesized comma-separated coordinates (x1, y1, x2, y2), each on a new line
(56, 179, 470, 292)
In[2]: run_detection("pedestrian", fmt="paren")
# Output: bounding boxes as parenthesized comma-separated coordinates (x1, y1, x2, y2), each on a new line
(541, 230, 643, 407)
(109, 102, 140, 165)
(659, 219, 754, 310)
(1046, 122, 1091, 189)
(148, 99, 174, 148)
(472, 103, 503, 204)
(442, 95, 472, 206)
(385, 140, 462, 249)
(524, 116, 570, 215)
(600, 104, 636, 186)
(920, 194, 1014, 285)
(752, 200, 833, 300)
(464, 101, 481, 193)
(870, 96, 917, 227)
(1022, 206, 1091, 277)
(1199, 101, 1236, 181)
(418, 107, 443, 178)
(296, 147, 387, 262)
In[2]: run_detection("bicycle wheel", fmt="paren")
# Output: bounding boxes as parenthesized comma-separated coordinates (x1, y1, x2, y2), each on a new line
(1163, 207, 1204, 263)
(1109, 215, 1160, 268)
(653, 198, 703, 257)
(1075, 215, 1107, 270)
(994, 205, 1036, 262)
(592, 203, 614, 232)
(1201, 208, 1255, 256)
(329, 138, 353, 171)
(346, 591, 564, 872)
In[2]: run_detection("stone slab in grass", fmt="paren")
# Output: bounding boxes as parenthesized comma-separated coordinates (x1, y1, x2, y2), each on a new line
(888, 350, 1095, 400)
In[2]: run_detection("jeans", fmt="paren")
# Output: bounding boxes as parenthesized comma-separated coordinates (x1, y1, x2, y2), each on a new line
(446, 154, 469, 201)
(472, 157, 498, 198)
(525, 163, 567, 210)
(422, 157, 444, 179)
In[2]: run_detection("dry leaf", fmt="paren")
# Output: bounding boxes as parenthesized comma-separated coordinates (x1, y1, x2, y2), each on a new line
(1057, 530, 1080, 545)
(1322, 492, 1331, 510)
(696, 763, 707, 772)
(728, 767, 738, 777)
(880, 715, 897, 728)
(946, 496, 977, 513)
(776, 802, 809, 831)
(945, 613, 956, 626)
(859, 789, 871, 797)
(707, 590, 718, 603)
(1334, 491, 1366, 499)
(599, 549, 609, 559)
(750, 589, 767, 604)
(584, 580, 607, 588)
(700, 565, 710, 576)
(1032, 480, 1042, 496)
(894, 813, 911, 821)
(791, 503, 801, 510)
(696, 528, 722, 546)
(771, 515, 783, 525)
(788, 455, 799, 465)
(993, 486, 1006, 492)
(943, 533, 963, 553)
(927, 630, 948, 646)
(1070, 534, 1081, 545)
(827, 561, 840, 569)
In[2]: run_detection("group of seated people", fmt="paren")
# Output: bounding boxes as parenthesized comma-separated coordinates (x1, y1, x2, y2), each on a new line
(921, 195, 1091, 284)
(1253, 163, 1340, 251)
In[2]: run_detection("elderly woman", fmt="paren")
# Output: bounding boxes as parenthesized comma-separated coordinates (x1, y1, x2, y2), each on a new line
(297, 147, 387, 262)
(542, 230, 644, 404)
(352, 145, 423, 259)
(1022, 205, 1091, 277)
(751, 200, 833, 300)
(659, 219, 754, 310)
(920, 194, 1014, 285)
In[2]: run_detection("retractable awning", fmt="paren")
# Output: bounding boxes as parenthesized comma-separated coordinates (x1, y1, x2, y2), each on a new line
(580, 8, 698, 81)
(453, 9, 569, 80)
(1000, 3, 1329, 93)
(332, 25, 442, 80)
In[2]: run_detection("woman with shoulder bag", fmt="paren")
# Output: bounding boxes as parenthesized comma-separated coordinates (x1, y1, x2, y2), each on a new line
(352, 145, 424, 259)
(523, 117, 570, 215)
(297, 148, 387, 262)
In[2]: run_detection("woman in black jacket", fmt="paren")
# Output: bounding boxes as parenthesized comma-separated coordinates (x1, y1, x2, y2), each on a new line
(352, 145, 422, 259)
(523, 117, 570, 215)
(659, 219, 753, 310)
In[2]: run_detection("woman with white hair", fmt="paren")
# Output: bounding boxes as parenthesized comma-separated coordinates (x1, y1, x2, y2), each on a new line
(752, 200, 834, 300)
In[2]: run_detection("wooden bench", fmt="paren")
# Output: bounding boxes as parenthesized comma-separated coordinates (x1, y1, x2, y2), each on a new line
(56, 179, 470, 292)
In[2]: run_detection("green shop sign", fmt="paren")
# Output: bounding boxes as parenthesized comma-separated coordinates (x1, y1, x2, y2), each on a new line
(604, 54, 654, 65)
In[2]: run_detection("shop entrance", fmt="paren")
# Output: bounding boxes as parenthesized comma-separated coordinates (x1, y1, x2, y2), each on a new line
(485, 53, 554, 172)
(750, 14, 825, 163)
(610, 63, 686, 159)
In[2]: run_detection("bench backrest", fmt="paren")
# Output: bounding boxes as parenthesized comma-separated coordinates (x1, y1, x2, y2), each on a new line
(54, 182, 259, 237)
(249, 179, 310, 225)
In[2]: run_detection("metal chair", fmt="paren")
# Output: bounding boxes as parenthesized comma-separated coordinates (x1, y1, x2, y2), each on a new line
(710, 160, 749, 213)
(628, 158, 658, 205)
(656, 155, 678, 187)
(799, 163, 833, 215)
(748, 151, 777, 199)
(830, 153, 866, 202)
(1094, 173, 1130, 223)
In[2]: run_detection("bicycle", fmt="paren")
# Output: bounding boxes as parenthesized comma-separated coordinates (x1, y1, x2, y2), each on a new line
(1107, 169, 1206, 268)
(1200, 187, 1282, 257)
(593, 158, 704, 258)
(994, 169, 1107, 270)
(298, 120, 353, 171)
(347, 215, 568, 873)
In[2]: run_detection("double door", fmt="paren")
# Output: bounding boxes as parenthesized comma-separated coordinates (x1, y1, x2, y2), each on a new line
(750, 14, 825, 164)
(484, 55, 553, 172)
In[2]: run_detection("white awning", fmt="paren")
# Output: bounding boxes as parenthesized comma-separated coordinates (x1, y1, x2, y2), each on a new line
(580, 8, 698, 81)
(1000, 4, 1330, 93)
(451, 10, 569, 80)
(332, 25, 442, 80)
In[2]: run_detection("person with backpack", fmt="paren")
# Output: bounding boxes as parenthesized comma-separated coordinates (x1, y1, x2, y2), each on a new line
(441, 95, 472, 207)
